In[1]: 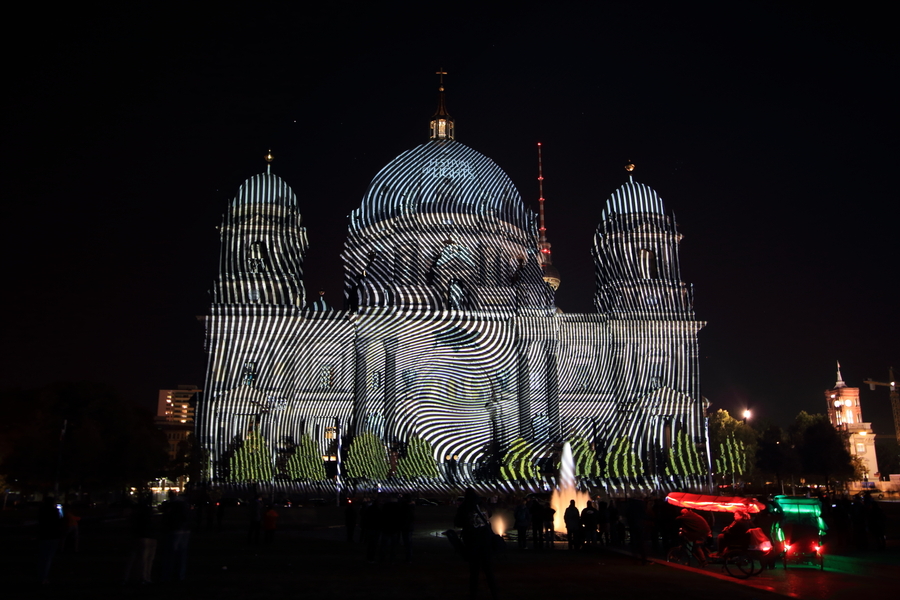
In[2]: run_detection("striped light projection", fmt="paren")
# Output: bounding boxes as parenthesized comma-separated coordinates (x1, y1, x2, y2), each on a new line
(199, 143, 708, 495)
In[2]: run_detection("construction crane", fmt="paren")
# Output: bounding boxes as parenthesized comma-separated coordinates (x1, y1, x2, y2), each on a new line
(864, 367, 899, 444)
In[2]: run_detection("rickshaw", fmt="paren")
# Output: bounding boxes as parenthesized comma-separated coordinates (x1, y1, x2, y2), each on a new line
(665, 492, 772, 579)
(771, 495, 826, 570)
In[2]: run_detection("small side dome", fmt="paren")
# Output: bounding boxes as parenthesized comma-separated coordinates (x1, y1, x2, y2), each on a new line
(231, 173, 298, 208)
(601, 177, 666, 220)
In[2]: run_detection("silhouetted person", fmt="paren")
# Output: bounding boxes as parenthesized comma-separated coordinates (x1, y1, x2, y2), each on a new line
(715, 510, 751, 554)
(263, 505, 279, 544)
(159, 490, 191, 581)
(564, 500, 582, 550)
(37, 496, 63, 585)
(247, 496, 263, 545)
(675, 508, 710, 565)
(400, 495, 415, 563)
(344, 498, 358, 542)
(581, 501, 598, 547)
(361, 497, 381, 563)
(513, 499, 531, 549)
(124, 496, 157, 584)
(529, 499, 544, 550)
(454, 488, 499, 600)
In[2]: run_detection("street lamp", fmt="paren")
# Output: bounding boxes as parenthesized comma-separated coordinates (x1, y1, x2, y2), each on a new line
(743, 409, 751, 424)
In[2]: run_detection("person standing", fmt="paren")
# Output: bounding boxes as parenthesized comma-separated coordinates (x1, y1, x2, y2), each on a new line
(581, 501, 598, 548)
(454, 488, 499, 600)
(124, 496, 157, 584)
(37, 496, 63, 585)
(529, 498, 544, 550)
(513, 499, 531, 549)
(247, 496, 263, 545)
(159, 490, 191, 582)
(263, 505, 279, 544)
(564, 500, 582, 550)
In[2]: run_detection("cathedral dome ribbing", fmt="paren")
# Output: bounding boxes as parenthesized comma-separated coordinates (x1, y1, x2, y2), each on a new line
(350, 140, 533, 234)
(231, 173, 298, 212)
(601, 177, 666, 220)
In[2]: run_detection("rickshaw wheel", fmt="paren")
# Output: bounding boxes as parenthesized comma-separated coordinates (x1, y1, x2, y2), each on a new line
(667, 546, 692, 566)
(724, 554, 753, 579)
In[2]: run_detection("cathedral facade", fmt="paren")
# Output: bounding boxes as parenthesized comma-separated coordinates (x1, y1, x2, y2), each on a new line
(198, 87, 709, 492)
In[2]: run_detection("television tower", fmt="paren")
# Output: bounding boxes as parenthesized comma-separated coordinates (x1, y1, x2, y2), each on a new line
(537, 143, 560, 291)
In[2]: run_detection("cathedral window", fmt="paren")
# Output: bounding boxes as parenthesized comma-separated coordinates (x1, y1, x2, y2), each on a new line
(639, 248, 658, 279)
(249, 241, 267, 273)
(319, 365, 336, 389)
(242, 361, 257, 386)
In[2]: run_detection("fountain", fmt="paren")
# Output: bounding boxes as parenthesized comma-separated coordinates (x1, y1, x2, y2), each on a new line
(550, 441, 594, 533)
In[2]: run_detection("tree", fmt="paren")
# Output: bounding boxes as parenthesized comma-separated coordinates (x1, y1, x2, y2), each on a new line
(708, 409, 757, 479)
(345, 432, 388, 480)
(568, 436, 601, 479)
(755, 424, 801, 492)
(790, 412, 854, 487)
(604, 436, 643, 479)
(286, 434, 326, 481)
(229, 432, 273, 483)
(666, 430, 704, 477)
(500, 438, 538, 481)
(396, 435, 439, 480)
(0, 383, 168, 494)
(714, 434, 747, 477)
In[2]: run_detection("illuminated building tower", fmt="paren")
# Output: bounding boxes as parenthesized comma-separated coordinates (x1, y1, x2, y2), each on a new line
(536, 143, 560, 291)
(826, 362, 878, 482)
(590, 163, 706, 475)
(156, 385, 200, 461)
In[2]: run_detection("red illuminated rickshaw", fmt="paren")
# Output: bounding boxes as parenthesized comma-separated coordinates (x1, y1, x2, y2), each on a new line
(665, 492, 772, 578)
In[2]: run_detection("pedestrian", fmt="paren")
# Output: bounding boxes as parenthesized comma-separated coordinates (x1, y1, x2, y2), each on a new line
(564, 500, 582, 550)
(581, 501, 598, 547)
(123, 495, 157, 584)
(543, 502, 556, 548)
(529, 498, 544, 550)
(159, 490, 191, 581)
(344, 498, 358, 542)
(247, 496, 263, 545)
(37, 496, 64, 585)
(263, 504, 279, 544)
(454, 487, 499, 600)
(361, 497, 381, 563)
(513, 498, 531, 549)
(61, 503, 81, 553)
(400, 495, 415, 563)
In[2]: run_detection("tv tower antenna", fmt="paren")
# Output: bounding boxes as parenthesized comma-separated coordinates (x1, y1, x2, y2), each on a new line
(536, 143, 560, 291)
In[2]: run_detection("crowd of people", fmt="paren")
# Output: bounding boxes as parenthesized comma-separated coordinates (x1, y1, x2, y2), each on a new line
(29, 487, 890, 589)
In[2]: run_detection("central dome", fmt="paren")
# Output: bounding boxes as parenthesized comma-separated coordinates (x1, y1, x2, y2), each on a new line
(351, 140, 533, 234)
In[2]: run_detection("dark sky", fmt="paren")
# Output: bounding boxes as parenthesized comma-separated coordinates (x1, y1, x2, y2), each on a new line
(5, 3, 897, 435)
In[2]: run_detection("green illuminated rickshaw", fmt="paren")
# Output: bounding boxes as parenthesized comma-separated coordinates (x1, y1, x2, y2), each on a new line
(771, 495, 826, 570)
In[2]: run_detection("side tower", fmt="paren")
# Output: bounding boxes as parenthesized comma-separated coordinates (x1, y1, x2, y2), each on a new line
(212, 153, 308, 307)
(200, 155, 317, 485)
(592, 164, 707, 485)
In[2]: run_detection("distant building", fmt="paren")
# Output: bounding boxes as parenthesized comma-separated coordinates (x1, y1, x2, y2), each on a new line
(156, 385, 201, 461)
(825, 364, 878, 482)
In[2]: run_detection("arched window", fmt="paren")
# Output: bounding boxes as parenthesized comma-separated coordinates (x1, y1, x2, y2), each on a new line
(639, 248, 658, 279)
(249, 241, 267, 273)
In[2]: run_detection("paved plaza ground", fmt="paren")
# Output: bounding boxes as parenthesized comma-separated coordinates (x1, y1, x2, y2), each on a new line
(3, 503, 898, 599)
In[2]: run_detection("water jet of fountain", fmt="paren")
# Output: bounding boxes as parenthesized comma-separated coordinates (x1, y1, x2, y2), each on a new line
(551, 441, 594, 534)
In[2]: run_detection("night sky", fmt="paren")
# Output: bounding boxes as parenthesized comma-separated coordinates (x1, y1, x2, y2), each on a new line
(5, 4, 897, 435)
